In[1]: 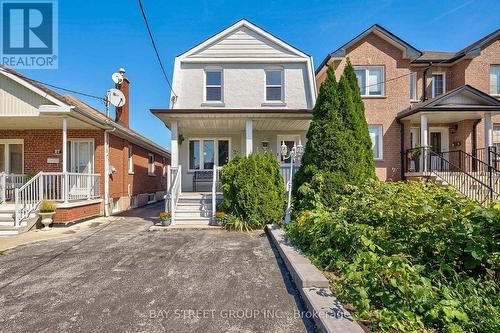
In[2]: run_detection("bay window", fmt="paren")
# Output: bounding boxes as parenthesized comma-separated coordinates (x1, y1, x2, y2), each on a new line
(354, 66, 384, 96)
(189, 139, 230, 170)
(368, 125, 383, 160)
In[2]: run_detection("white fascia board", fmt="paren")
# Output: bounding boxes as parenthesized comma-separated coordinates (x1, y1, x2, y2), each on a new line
(39, 104, 73, 114)
(0, 69, 69, 108)
(180, 57, 308, 63)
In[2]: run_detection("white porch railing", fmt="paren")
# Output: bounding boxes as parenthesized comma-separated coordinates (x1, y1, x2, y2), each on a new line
(14, 172, 101, 227)
(0, 173, 27, 204)
(211, 166, 222, 217)
(167, 166, 182, 224)
(280, 165, 298, 190)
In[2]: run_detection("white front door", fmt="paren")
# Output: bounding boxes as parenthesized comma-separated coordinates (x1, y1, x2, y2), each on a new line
(0, 140, 24, 174)
(67, 140, 94, 174)
(429, 128, 449, 170)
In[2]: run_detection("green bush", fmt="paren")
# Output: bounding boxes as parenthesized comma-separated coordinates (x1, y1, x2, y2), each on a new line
(293, 62, 375, 211)
(220, 152, 286, 230)
(286, 181, 500, 332)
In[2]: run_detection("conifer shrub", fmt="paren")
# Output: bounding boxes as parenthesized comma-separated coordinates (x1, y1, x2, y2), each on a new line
(220, 153, 286, 230)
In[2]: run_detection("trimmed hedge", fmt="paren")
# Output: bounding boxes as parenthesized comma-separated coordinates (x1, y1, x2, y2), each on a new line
(220, 153, 286, 230)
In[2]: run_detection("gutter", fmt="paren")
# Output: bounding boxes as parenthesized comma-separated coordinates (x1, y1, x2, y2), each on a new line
(104, 125, 116, 217)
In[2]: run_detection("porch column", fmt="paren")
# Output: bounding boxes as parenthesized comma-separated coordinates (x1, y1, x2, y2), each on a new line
(484, 113, 493, 148)
(245, 120, 253, 156)
(171, 121, 179, 167)
(420, 114, 428, 172)
(62, 117, 67, 173)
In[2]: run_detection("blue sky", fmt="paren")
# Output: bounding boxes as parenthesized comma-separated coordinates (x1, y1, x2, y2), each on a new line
(19, 0, 500, 149)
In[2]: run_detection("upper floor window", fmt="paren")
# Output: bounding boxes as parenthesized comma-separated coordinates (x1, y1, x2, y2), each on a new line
(409, 72, 417, 101)
(265, 69, 283, 101)
(354, 66, 384, 97)
(432, 73, 445, 98)
(148, 153, 155, 175)
(490, 65, 500, 96)
(205, 69, 223, 102)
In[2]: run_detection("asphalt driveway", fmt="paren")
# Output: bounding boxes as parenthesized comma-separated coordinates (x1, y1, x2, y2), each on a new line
(0, 203, 314, 332)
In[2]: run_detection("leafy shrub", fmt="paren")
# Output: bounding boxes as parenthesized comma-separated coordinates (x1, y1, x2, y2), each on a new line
(220, 153, 286, 230)
(159, 211, 171, 221)
(286, 181, 500, 332)
(221, 214, 252, 232)
(39, 200, 56, 213)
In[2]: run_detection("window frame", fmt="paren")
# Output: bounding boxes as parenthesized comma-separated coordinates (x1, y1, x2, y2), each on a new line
(493, 124, 500, 155)
(148, 153, 155, 176)
(188, 138, 232, 172)
(490, 65, 500, 96)
(128, 145, 134, 174)
(0, 139, 24, 174)
(368, 125, 383, 161)
(264, 68, 284, 103)
(432, 72, 446, 98)
(409, 72, 418, 102)
(203, 67, 224, 104)
(354, 66, 385, 97)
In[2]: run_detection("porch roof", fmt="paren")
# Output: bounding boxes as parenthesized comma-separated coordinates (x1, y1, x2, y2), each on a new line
(151, 108, 312, 132)
(397, 85, 500, 122)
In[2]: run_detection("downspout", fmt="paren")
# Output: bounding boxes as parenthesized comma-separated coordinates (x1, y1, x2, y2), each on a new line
(104, 125, 116, 217)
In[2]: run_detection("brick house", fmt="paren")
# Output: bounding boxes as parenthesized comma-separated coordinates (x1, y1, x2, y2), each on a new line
(316, 25, 500, 202)
(0, 65, 170, 234)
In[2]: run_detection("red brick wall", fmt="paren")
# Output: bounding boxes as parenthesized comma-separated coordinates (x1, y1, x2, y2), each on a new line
(53, 202, 101, 224)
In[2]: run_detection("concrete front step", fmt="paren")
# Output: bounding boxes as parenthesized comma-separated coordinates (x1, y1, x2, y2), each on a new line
(175, 211, 210, 218)
(174, 217, 211, 225)
(0, 216, 37, 235)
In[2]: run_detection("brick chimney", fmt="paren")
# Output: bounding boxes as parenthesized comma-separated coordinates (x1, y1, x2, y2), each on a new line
(115, 68, 130, 127)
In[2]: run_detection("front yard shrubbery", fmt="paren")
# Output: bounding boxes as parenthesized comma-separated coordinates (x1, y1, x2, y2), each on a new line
(287, 180, 500, 332)
(220, 152, 286, 230)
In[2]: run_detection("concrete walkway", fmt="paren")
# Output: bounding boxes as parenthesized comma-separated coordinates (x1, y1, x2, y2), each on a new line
(0, 203, 314, 332)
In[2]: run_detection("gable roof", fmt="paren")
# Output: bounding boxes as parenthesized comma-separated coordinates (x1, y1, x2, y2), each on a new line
(0, 65, 170, 157)
(316, 24, 422, 74)
(177, 18, 310, 59)
(397, 85, 500, 119)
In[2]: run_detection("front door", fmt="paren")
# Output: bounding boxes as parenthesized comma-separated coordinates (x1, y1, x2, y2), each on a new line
(429, 128, 449, 170)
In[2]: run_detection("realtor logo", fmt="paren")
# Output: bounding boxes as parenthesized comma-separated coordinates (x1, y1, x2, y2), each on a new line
(1, 0, 58, 68)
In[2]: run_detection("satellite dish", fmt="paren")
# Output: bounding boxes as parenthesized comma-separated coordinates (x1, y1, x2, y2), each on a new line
(112, 72, 123, 85)
(107, 88, 126, 107)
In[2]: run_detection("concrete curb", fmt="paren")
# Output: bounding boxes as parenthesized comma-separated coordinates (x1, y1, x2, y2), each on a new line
(266, 224, 364, 333)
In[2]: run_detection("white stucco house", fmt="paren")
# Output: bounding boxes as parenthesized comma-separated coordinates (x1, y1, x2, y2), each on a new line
(151, 19, 316, 224)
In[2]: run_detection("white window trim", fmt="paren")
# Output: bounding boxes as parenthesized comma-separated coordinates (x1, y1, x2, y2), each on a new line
(148, 153, 155, 176)
(128, 145, 134, 174)
(67, 138, 95, 174)
(354, 66, 385, 97)
(276, 135, 301, 165)
(431, 72, 446, 98)
(368, 125, 383, 161)
(410, 72, 418, 102)
(490, 65, 500, 96)
(264, 67, 285, 104)
(188, 138, 232, 172)
(203, 67, 224, 105)
(0, 139, 24, 174)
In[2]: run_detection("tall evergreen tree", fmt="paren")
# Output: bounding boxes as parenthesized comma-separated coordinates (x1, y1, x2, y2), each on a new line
(293, 61, 376, 210)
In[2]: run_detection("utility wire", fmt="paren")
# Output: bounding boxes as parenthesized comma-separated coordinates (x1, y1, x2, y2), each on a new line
(138, 0, 177, 98)
(1, 68, 106, 102)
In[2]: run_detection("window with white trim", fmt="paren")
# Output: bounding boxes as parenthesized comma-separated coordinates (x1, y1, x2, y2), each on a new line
(432, 73, 445, 97)
(410, 72, 417, 101)
(148, 153, 155, 175)
(493, 124, 500, 154)
(128, 145, 133, 173)
(205, 70, 222, 102)
(265, 69, 283, 101)
(368, 125, 383, 160)
(490, 65, 500, 96)
(188, 139, 230, 171)
(354, 66, 384, 96)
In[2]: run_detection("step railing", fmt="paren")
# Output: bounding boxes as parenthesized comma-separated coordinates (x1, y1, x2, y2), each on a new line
(0, 173, 27, 203)
(167, 166, 182, 224)
(14, 172, 101, 227)
(211, 166, 222, 217)
(404, 147, 496, 204)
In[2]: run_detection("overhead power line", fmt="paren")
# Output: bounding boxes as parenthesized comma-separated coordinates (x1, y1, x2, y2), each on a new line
(138, 0, 177, 98)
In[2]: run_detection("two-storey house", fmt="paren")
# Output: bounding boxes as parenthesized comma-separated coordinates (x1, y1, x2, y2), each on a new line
(152, 19, 316, 224)
(316, 25, 500, 202)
